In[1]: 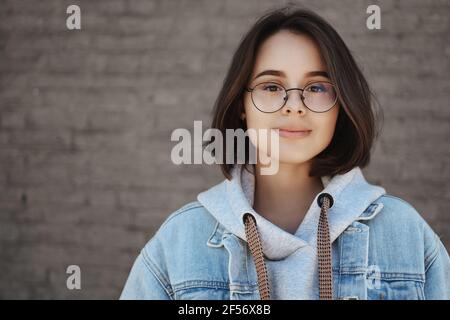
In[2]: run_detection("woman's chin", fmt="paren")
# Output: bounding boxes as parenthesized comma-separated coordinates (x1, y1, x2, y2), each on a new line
(268, 153, 314, 165)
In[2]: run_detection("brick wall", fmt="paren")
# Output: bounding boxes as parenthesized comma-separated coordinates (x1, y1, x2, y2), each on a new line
(0, 0, 449, 299)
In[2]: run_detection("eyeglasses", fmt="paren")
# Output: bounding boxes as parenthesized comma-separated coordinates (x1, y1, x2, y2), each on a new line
(245, 80, 338, 113)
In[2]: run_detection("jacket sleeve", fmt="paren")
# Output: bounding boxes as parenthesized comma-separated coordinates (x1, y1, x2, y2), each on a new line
(424, 233, 450, 300)
(120, 248, 173, 300)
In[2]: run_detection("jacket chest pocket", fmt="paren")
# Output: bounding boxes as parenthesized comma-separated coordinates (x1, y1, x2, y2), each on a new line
(367, 279, 425, 300)
(174, 287, 230, 300)
(173, 283, 259, 300)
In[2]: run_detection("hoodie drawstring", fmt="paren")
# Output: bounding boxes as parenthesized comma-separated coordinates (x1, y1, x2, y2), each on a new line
(243, 192, 334, 300)
(317, 192, 334, 299)
(243, 212, 271, 300)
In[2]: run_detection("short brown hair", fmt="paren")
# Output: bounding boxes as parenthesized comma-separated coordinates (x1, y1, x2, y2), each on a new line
(206, 6, 382, 180)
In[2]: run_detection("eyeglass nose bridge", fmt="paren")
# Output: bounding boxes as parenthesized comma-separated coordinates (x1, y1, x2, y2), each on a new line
(282, 87, 307, 107)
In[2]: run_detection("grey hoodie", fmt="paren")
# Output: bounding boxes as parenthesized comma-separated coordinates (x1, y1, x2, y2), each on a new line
(197, 164, 386, 299)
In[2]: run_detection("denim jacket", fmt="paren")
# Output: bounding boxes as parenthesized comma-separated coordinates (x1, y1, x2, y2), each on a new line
(120, 166, 450, 300)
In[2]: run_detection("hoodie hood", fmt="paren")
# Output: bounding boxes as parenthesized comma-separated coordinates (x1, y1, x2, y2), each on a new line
(197, 164, 386, 261)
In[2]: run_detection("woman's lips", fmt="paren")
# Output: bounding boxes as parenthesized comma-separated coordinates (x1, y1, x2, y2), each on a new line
(276, 128, 312, 138)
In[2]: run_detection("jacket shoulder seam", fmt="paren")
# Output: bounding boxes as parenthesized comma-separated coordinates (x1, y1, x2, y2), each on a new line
(380, 194, 416, 211)
(424, 233, 441, 273)
(141, 248, 175, 299)
(160, 201, 205, 228)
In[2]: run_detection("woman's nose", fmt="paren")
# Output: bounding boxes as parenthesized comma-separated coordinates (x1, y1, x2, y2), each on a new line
(281, 89, 307, 115)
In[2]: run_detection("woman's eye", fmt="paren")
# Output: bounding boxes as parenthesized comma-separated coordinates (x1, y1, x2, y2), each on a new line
(263, 84, 282, 92)
(307, 84, 326, 93)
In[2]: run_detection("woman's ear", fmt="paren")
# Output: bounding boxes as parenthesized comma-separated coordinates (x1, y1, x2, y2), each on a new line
(240, 113, 246, 120)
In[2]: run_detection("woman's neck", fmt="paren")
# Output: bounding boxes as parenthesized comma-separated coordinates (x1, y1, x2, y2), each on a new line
(253, 161, 324, 234)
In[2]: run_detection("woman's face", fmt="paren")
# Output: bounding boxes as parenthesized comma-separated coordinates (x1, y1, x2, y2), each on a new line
(243, 30, 340, 166)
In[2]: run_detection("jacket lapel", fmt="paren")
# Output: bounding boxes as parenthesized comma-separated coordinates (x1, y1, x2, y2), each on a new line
(207, 222, 259, 299)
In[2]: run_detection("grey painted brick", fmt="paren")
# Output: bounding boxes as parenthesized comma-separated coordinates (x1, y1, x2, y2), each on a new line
(0, 0, 449, 299)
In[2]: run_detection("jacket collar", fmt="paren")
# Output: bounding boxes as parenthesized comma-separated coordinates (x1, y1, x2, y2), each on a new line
(199, 165, 386, 260)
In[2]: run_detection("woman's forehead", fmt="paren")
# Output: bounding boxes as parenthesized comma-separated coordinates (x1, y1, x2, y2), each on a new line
(252, 31, 326, 79)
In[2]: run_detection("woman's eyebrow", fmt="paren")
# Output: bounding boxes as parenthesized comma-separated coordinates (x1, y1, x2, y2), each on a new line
(253, 69, 329, 80)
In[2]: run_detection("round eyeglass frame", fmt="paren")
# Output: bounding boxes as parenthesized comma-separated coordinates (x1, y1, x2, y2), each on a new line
(244, 80, 339, 113)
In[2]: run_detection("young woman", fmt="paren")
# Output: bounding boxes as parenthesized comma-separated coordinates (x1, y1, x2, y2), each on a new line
(120, 7, 450, 300)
